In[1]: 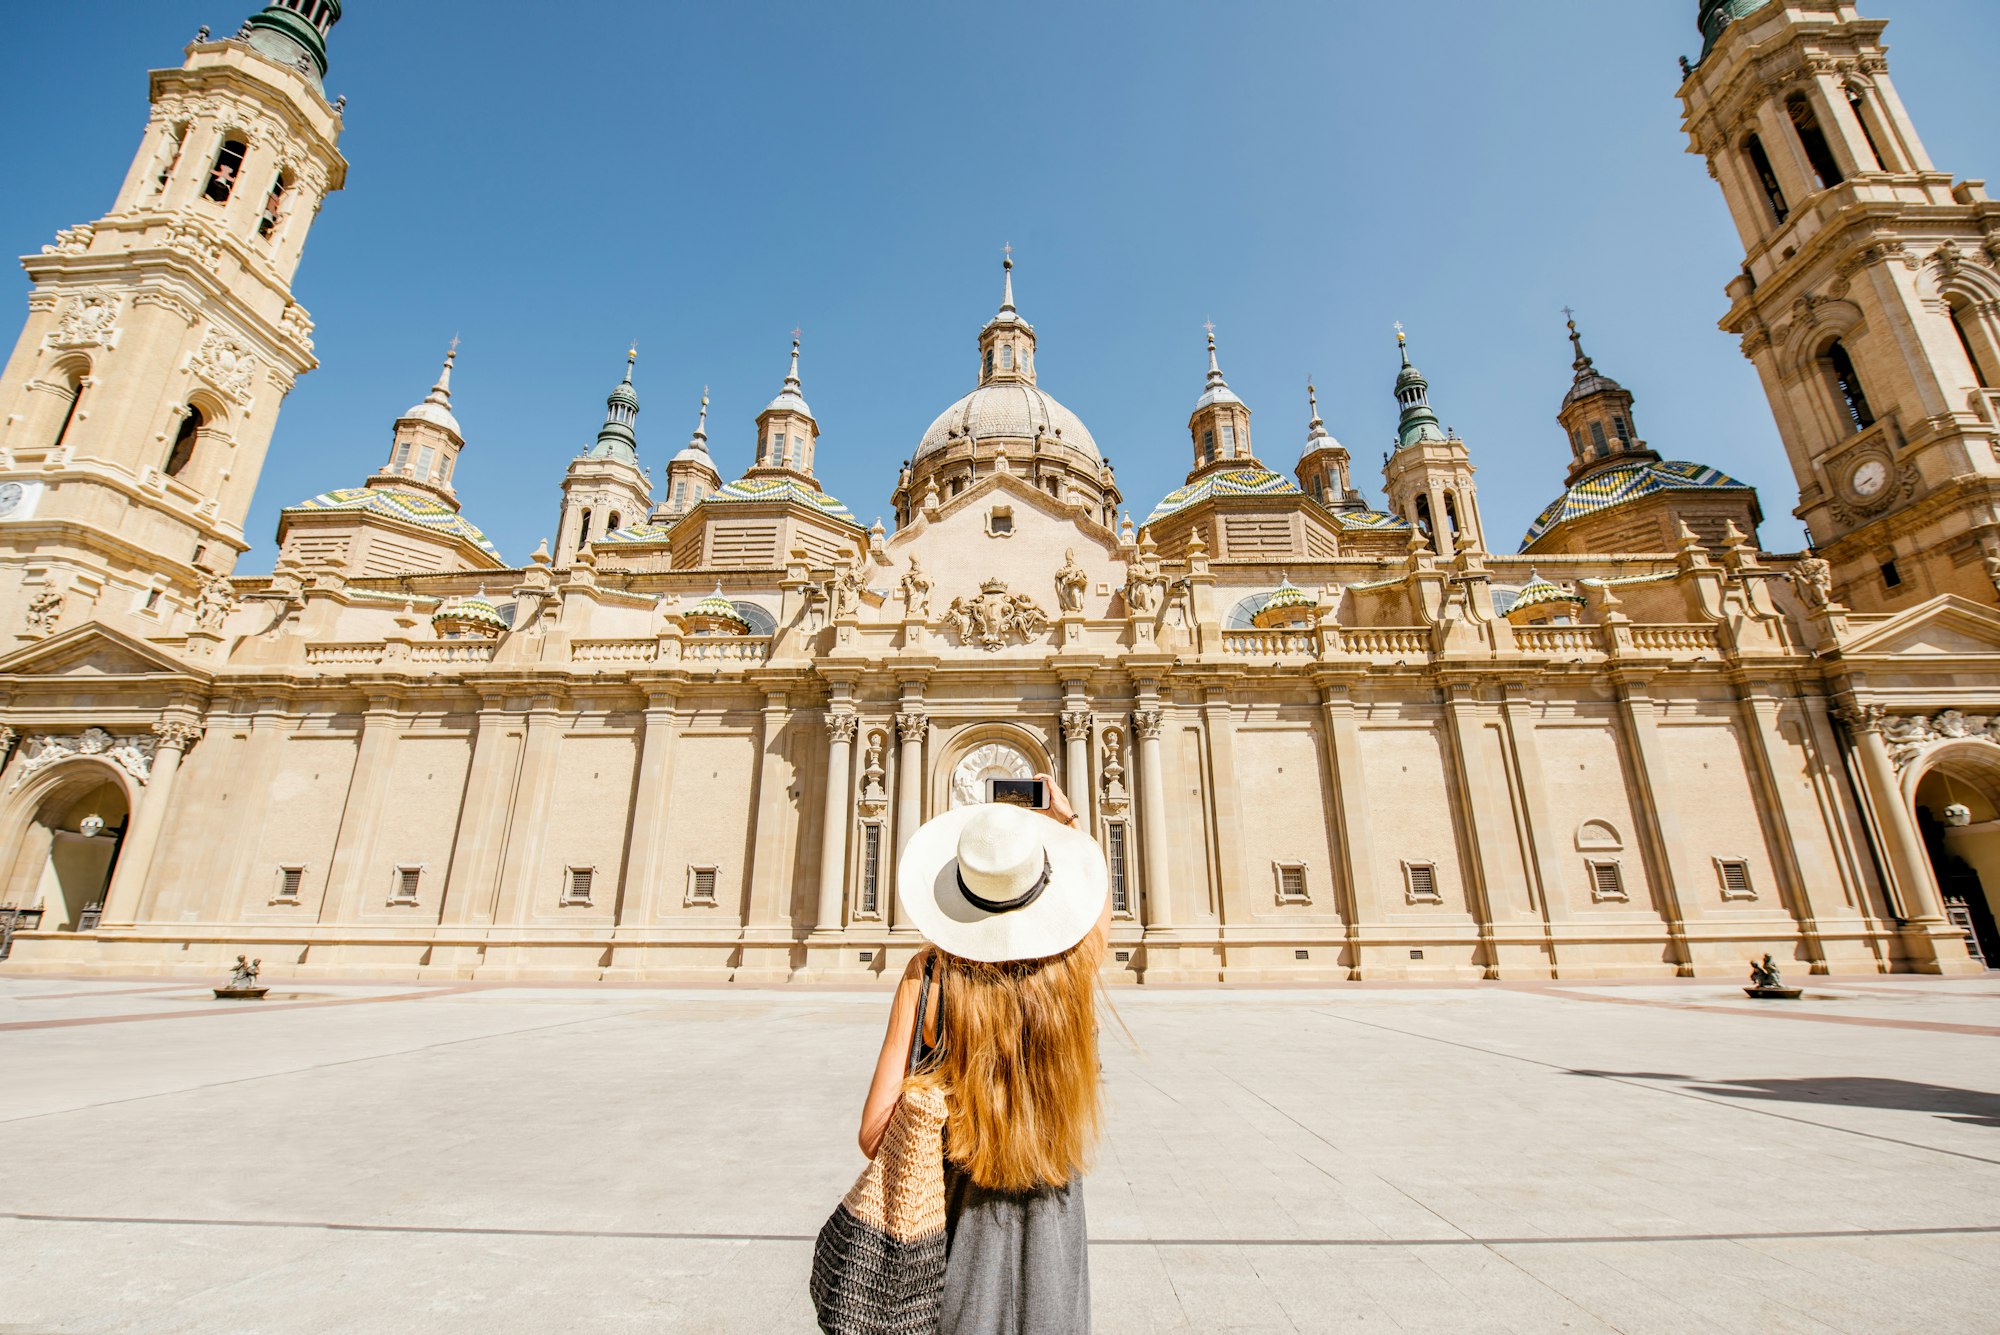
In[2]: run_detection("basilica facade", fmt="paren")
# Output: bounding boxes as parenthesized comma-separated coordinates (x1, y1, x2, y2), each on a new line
(0, 0, 1996, 982)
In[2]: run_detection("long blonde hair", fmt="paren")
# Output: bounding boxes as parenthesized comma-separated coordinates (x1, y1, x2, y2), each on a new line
(911, 935, 1104, 1193)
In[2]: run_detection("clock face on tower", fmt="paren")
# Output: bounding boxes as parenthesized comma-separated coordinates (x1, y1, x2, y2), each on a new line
(0, 483, 24, 518)
(1850, 458, 1889, 498)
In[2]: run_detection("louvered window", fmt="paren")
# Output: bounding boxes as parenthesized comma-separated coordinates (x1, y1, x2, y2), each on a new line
(1404, 861, 1441, 904)
(563, 866, 594, 906)
(1587, 859, 1626, 902)
(859, 826, 882, 918)
(1716, 859, 1757, 901)
(1106, 824, 1130, 916)
(1275, 862, 1309, 904)
(686, 866, 718, 906)
(391, 866, 422, 904)
(274, 866, 304, 903)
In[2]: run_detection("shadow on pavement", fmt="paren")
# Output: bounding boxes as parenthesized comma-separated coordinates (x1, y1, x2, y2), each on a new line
(1570, 1070, 2000, 1128)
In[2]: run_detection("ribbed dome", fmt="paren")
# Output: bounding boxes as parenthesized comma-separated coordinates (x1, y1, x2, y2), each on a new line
(401, 398, 461, 437)
(1561, 367, 1627, 411)
(916, 382, 1099, 462)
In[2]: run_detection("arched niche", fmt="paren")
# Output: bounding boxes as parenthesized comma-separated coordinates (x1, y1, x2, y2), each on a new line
(1906, 741, 2000, 967)
(932, 721, 1052, 812)
(0, 758, 138, 931)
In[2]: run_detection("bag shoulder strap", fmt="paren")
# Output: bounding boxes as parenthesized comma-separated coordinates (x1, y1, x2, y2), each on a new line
(906, 949, 944, 1076)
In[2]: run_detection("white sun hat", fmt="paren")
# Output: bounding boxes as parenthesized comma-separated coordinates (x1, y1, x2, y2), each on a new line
(897, 802, 1107, 963)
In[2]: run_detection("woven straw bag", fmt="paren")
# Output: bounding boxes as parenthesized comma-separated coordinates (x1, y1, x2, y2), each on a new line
(810, 958, 950, 1334)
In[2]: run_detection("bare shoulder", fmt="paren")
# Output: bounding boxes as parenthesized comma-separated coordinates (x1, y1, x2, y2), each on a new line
(899, 946, 933, 983)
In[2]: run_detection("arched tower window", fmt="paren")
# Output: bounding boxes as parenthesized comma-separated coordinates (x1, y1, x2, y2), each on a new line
(1949, 301, 1995, 389)
(1823, 340, 1875, 432)
(1846, 89, 1887, 171)
(154, 122, 188, 195)
(1442, 491, 1462, 539)
(1588, 421, 1609, 457)
(49, 371, 85, 451)
(257, 170, 293, 240)
(608, 512, 622, 532)
(1743, 135, 1790, 225)
(578, 507, 592, 545)
(1412, 494, 1433, 540)
(1786, 95, 1845, 191)
(205, 138, 247, 204)
(165, 406, 202, 477)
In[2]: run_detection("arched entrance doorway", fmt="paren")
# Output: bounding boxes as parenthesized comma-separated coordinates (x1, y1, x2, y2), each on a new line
(0, 763, 132, 935)
(1912, 746, 2000, 969)
(934, 723, 1052, 812)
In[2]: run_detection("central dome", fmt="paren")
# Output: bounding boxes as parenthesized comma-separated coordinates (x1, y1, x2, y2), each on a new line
(915, 381, 1100, 462)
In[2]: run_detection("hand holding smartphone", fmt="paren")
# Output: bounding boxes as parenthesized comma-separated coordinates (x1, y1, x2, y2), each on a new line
(987, 777, 1051, 810)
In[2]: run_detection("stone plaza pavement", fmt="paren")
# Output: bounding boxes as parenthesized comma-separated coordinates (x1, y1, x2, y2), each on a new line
(1, 973, 1997, 1333)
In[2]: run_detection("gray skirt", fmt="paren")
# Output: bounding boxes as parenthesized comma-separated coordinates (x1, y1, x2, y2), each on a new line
(940, 1169, 1090, 1334)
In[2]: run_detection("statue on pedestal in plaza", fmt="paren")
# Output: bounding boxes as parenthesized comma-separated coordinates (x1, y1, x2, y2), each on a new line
(214, 955, 268, 1000)
(1744, 953, 1801, 999)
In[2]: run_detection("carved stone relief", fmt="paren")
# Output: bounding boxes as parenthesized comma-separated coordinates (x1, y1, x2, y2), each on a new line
(9, 727, 158, 791)
(949, 742, 1034, 809)
(941, 578, 1050, 651)
(189, 329, 261, 405)
(48, 290, 118, 349)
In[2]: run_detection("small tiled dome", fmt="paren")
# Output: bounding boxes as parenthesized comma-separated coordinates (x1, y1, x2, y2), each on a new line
(431, 591, 507, 638)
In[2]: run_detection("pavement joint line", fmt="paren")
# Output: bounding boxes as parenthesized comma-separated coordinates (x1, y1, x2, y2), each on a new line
(1543, 987, 2000, 1037)
(5, 1212, 2000, 1249)
(0, 1008, 649, 1128)
(1309, 1007, 2000, 1169)
(5, 983, 210, 1003)
(0, 982, 484, 1034)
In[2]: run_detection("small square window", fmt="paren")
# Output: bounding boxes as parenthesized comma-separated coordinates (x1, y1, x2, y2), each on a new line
(1294, 949, 1310, 961)
(686, 865, 719, 906)
(1403, 861, 1441, 904)
(1409, 949, 1425, 961)
(273, 865, 304, 904)
(1586, 859, 1627, 902)
(562, 866, 595, 906)
(389, 865, 422, 905)
(1880, 559, 1903, 590)
(987, 506, 1014, 537)
(1273, 861, 1310, 905)
(1716, 858, 1757, 901)
(1114, 950, 1132, 963)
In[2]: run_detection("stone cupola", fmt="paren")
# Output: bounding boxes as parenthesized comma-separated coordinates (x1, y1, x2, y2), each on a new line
(1185, 327, 1256, 481)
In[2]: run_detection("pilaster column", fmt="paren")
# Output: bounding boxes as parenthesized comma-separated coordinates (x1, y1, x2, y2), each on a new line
(743, 692, 797, 932)
(894, 709, 927, 860)
(1060, 708, 1092, 829)
(813, 711, 859, 934)
(1439, 684, 1501, 978)
(615, 695, 681, 924)
(1611, 677, 1695, 973)
(1317, 684, 1376, 973)
(440, 705, 526, 928)
(489, 701, 564, 925)
(1838, 702, 1947, 925)
(101, 718, 203, 927)
(1736, 686, 1831, 970)
(319, 697, 405, 924)
(1133, 706, 1175, 932)
(1200, 690, 1247, 925)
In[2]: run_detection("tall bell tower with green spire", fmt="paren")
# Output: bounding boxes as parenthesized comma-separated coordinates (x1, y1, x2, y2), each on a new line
(0, 1, 347, 642)
(1680, 0, 2000, 611)
(1380, 328, 1486, 559)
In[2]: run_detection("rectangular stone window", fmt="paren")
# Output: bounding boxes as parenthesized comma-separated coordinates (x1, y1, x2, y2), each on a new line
(389, 865, 422, 905)
(1221, 424, 1236, 452)
(1202, 429, 1216, 464)
(1403, 860, 1441, 905)
(987, 506, 1014, 537)
(1586, 858, 1626, 903)
(1273, 861, 1309, 905)
(273, 865, 304, 904)
(562, 866, 595, 906)
(1716, 858, 1757, 902)
(1106, 823, 1131, 917)
(858, 826, 883, 919)
(686, 865, 719, 907)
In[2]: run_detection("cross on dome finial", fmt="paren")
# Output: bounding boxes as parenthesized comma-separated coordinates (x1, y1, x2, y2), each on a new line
(1564, 307, 1594, 373)
(999, 244, 1016, 314)
(429, 338, 456, 403)
(1307, 379, 1322, 427)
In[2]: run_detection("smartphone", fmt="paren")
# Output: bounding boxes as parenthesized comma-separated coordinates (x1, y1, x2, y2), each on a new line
(988, 777, 1050, 810)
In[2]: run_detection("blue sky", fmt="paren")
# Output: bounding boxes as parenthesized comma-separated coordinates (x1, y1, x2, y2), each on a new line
(5, 2, 1998, 568)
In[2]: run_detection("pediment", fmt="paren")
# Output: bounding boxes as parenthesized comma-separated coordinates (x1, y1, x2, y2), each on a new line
(1842, 595, 2000, 658)
(0, 622, 209, 680)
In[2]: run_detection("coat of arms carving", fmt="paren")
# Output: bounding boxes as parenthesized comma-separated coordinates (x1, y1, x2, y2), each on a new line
(190, 329, 261, 404)
(942, 578, 1051, 651)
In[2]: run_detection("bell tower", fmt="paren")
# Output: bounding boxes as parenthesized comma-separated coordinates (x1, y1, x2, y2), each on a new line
(0, 2, 346, 639)
(556, 348, 654, 564)
(1681, 0, 2000, 609)
(1381, 329, 1485, 558)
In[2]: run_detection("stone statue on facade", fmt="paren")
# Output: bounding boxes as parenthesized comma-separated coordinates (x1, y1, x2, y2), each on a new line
(1055, 548, 1088, 614)
(1124, 555, 1165, 616)
(194, 575, 235, 632)
(1789, 553, 1834, 609)
(899, 557, 933, 620)
(831, 554, 866, 618)
(23, 588, 63, 637)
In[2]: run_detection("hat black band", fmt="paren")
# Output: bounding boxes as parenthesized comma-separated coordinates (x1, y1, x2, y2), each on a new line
(956, 852, 1052, 915)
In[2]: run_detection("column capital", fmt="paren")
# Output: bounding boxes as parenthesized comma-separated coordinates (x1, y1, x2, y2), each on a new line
(1834, 699, 1888, 734)
(896, 710, 928, 743)
(827, 711, 860, 745)
(151, 719, 204, 753)
(1132, 708, 1163, 741)
(1060, 709, 1092, 743)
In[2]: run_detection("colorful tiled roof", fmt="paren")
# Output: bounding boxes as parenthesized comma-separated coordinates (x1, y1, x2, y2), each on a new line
(1503, 573, 1585, 616)
(598, 521, 676, 546)
(282, 487, 500, 558)
(431, 592, 509, 632)
(1262, 579, 1316, 612)
(1521, 460, 1754, 549)
(1330, 508, 1412, 532)
(711, 476, 862, 526)
(1145, 468, 1300, 523)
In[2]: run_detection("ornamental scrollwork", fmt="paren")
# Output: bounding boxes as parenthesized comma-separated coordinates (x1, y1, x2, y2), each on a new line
(152, 720, 204, 754)
(8, 727, 158, 791)
(1879, 710, 2000, 771)
(941, 577, 1050, 651)
(41, 225, 94, 257)
(1060, 710, 1092, 744)
(189, 328, 261, 404)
